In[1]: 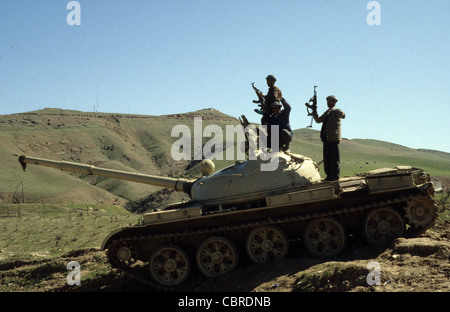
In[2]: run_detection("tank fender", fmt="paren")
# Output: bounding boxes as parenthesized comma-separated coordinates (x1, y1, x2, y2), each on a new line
(101, 227, 128, 250)
(418, 182, 435, 195)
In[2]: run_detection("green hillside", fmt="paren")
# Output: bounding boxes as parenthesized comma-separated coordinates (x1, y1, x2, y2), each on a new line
(1, 108, 449, 206)
(292, 129, 450, 177)
(0, 108, 238, 205)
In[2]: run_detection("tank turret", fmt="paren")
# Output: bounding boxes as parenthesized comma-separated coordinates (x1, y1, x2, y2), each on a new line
(18, 152, 322, 204)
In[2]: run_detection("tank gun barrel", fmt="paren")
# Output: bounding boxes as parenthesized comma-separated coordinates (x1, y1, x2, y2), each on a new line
(18, 155, 194, 196)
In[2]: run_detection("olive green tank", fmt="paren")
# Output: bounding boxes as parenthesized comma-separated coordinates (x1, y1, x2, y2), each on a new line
(18, 152, 438, 289)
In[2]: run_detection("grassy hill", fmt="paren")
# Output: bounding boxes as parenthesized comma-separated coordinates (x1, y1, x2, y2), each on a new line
(1, 108, 449, 206)
(0, 108, 238, 205)
(291, 129, 450, 177)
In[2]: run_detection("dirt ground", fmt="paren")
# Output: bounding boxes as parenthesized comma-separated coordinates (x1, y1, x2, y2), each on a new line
(1, 219, 448, 293)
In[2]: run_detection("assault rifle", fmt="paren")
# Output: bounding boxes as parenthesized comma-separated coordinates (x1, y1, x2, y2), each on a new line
(251, 82, 270, 115)
(305, 85, 318, 128)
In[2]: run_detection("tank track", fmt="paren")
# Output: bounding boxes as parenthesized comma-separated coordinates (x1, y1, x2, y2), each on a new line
(111, 193, 437, 291)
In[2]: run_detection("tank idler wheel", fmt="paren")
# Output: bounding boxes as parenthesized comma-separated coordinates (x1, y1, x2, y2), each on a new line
(196, 237, 238, 278)
(107, 240, 138, 267)
(246, 226, 289, 264)
(149, 245, 190, 287)
(363, 207, 405, 245)
(303, 217, 346, 258)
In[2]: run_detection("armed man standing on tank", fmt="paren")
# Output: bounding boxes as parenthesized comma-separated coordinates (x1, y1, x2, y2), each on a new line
(253, 74, 283, 126)
(263, 98, 293, 153)
(311, 95, 345, 181)
(253, 75, 292, 152)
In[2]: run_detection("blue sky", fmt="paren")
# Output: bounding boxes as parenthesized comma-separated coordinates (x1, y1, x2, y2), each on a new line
(1, 0, 449, 153)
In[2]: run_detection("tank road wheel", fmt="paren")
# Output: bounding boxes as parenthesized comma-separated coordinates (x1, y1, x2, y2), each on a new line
(149, 245, 190, 287)
(196, 237, 238, 278)
(107, 240, 138, 267)
(246, 226, 289, 264)
(405, 196, 437, 227)
(303, 217, 346, 258)
(363, 207, 405, 245)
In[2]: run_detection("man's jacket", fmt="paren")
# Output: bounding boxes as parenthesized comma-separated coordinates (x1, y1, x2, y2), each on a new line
(313, 108, 345, 142)
(263, 99, 293, 136)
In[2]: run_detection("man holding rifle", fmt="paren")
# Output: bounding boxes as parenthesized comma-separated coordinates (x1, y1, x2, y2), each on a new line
(310, 95, 346, 181)
(252, 75, 292, 152)
(252, 74, 283, 125)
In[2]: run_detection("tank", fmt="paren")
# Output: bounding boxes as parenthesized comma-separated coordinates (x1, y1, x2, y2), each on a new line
(18, 153, 438, 289)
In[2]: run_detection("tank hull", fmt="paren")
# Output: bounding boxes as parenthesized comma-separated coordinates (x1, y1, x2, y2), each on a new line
(102, 167, 438, 289)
